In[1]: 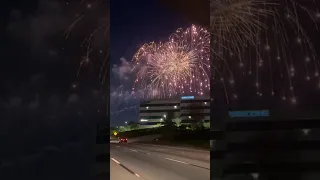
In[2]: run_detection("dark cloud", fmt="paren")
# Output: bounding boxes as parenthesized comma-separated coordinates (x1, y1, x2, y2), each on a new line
(67, 94, 79, 103)
(0, 99, 5, 109)
(47, 49, 59, 57)
(48, 95, 60, 107)
(28, 94, 39, 110)
(6, 0, 66, 53)
(6, 97, 22, 108)
(29, 74, 44, 84)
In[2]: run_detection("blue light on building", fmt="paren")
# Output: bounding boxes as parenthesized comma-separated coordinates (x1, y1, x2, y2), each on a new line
(181, 96, 195, 100)
(228, 110, 270, 118)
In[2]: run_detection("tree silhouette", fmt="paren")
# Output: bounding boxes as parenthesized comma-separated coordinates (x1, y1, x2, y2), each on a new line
(173, 117, 182, 127)
(189, 102, 206, 130)
(127, 121, 139, 130)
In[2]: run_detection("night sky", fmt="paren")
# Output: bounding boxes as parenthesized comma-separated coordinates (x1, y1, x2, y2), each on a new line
(110, 0, 191, 126)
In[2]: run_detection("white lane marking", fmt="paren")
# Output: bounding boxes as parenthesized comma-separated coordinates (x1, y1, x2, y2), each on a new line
(165, 158, 188, 164)
(130, 149, 138, 152)
(111, 158, 120, 164)
(111, 157, 142, 178)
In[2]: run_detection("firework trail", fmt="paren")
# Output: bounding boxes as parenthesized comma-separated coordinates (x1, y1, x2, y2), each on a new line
(132, 25, 210, 99)
(64, 0, 109, 86)
(64, 0, 109, 117)
(211, 0, 320, 104)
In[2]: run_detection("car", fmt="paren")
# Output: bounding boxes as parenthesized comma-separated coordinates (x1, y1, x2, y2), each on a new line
(119, 137, 128, 143)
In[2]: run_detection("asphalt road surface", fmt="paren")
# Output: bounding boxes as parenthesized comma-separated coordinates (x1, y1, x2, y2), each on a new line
(110, 143, 210, 180)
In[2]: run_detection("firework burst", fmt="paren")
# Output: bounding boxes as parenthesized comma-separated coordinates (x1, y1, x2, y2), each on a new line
(132, 25, 210, 99)
(211, 0, 320, 104)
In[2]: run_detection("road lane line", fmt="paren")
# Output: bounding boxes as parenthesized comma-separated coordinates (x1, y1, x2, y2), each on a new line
(165, 158, 188, 164)
(111, 158, 120, 164)
(165, 157, 210, 170)
(189, 163, 210, 170)
(110, 157, 145, 178)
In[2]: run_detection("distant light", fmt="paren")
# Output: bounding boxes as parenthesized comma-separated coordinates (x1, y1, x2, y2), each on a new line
(204, 102, 207, 105)
(305, 57, 311, 62)
(302, 129, 310, 135)
(297, 37, 301, 43)
(140, 119, 148, 122)
(163, 114, 166, 118)
(174, 105, 177, 109)
(306, 76, 311, 81)
(160, 118, 163, 121)
(265, 45, 270, 50)
(125, 121, 128, 124)
(251, 173, 259, 180)
(146, 106, 149, 109)
(188, 116, 191, 119)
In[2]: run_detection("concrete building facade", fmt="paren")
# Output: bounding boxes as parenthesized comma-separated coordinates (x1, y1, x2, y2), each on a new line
(138, 96, 210, 129)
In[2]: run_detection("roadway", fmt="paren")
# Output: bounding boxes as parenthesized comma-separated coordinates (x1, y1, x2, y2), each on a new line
(110, 143, 210, 180)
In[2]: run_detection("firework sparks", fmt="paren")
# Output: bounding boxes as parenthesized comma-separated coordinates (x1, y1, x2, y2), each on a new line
(211, 0, 320, 104)
(64, 1, 109, 86)
(132, 25, 210, 99)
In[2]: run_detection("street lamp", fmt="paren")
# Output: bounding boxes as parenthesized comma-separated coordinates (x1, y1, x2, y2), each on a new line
(125, 121, 128, 124)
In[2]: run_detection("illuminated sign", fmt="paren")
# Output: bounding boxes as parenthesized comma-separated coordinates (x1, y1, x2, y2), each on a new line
(228, 110, 269, 118)
(181, 96, 195, 100)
